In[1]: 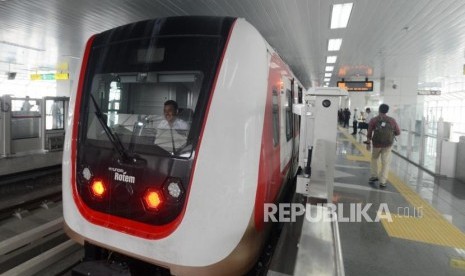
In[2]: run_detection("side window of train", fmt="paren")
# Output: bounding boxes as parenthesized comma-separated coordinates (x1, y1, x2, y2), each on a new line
(272, 90, 279, 147)
(298, 86, 303, 104)
(285, 89, 293, 141)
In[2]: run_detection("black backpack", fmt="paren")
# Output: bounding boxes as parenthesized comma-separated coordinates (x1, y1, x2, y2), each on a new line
(372, 117, 395, 145)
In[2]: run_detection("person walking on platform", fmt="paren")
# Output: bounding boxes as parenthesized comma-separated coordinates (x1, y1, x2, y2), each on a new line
(338, 108, 343, 125)
(361, 107, 373, 138)
(366, 104, 400, 188)
(365, 107, 373, 122)
(351, 108, 358, 135)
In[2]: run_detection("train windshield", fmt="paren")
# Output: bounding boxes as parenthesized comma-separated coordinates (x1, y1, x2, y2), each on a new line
(81, 36, 221, 159)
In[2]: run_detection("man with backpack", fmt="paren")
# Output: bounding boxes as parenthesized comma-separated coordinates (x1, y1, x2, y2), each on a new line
(365, 104, 400, 188)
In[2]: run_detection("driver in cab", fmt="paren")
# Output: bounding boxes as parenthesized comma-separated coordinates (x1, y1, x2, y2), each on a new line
(155, 100, 189, 152)
(157, 100, 189, 130)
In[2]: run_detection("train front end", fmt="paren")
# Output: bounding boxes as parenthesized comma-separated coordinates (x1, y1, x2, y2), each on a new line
(62, 16, 271, 275)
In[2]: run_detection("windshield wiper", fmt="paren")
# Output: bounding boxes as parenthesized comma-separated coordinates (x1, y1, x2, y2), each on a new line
(90, 94, 131, 162)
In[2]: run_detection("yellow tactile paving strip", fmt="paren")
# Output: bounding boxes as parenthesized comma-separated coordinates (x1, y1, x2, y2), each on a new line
(339, 127, 465, 249)
(345, 155, 370, 162)
(450, 258, 465, 271)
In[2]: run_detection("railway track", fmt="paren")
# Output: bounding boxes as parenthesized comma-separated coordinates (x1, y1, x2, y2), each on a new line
(0, 165, 62, 187)
(0, 165, 62, 221)
(0, 166, 83, 275)
(0, 215, 83, 275)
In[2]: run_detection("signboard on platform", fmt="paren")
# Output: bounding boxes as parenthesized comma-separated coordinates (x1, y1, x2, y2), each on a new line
(30, 73, 69, 81)
(417, 90, 441, 95)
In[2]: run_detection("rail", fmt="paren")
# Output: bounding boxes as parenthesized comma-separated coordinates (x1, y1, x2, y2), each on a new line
(2, 240, 82, 276)
(0, 165, 61, 186)
(0, 210, 83, 275)
(0, 218, 63, 255)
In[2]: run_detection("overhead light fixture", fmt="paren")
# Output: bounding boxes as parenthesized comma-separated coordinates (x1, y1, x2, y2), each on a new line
(330, 3, 353, 29)
(328, 38, 342, 51)
(327, 56, 337, 63)
(325, 66, 334, 71)
(0, 40, 45, 52)
(324, 78, 330, 82)
(325, 73, 332, 77)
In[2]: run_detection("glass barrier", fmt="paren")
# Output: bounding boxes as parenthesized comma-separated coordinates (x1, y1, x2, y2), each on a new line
(45, 99, 64, 130)
(388, 102, 457, 175)
(11, 99, 42, 140)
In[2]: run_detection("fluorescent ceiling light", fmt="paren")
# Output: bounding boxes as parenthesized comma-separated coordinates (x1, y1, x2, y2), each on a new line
(326, 56, 337, 63)
(324, 78, 330, 82)
(325, 73, 332, 77)
(0, 40, 45, 52)
(331, 3, 353, 29)
(328, 38, 342, 51)
(325, 66, 334, 71)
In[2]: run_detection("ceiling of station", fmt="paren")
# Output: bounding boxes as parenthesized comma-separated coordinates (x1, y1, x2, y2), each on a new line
(1, 0, 465, 89)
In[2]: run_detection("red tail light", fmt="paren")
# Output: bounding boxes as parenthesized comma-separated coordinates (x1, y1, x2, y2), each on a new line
(90, 179, 106, 198)
(143, 189, 163, 211)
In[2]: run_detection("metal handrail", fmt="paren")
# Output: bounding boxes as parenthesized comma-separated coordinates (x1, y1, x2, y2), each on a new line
(332, 215, 345, 276)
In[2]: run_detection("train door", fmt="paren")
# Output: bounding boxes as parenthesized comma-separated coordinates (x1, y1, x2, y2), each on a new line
(280, 76, 293, 175)
(290, 80, 301, 176)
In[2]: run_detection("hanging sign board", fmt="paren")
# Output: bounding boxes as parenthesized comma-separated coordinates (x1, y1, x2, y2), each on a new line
(417, 90, 441, 95)
(30, 73, 69, 80)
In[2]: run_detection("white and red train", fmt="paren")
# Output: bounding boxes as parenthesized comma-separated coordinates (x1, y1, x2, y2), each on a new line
(63, 16, 304, 275)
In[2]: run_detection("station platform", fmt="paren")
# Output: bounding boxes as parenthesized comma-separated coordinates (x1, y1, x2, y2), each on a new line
(0, 151, 62, 176)
(336, 127, 465, 275)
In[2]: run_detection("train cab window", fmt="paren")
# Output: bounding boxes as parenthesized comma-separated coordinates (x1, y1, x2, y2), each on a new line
(285, 89, 293, 141)
(79, 34, 223, 159)
(272, 90, 279, 146)
(85, 72, 202, 157)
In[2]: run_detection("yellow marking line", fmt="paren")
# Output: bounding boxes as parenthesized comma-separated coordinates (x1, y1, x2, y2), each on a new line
(338, 127, 371, 158)
(346, 155, 370, 162)
(339, 127, 465, 249)
(450, 258, 465, 271)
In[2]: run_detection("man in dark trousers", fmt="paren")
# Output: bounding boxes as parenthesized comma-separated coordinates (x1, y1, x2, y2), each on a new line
(343, 108, 351, 128)
(351, 108, 358, 135)
(365, 104, 400, 188)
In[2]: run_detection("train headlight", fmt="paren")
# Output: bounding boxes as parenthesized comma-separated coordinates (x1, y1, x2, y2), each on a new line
(143, 189, 163, 211)
(167, 182, 181, 198)
(163, 177, 184, 200)
(82, 167, 92, 181)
